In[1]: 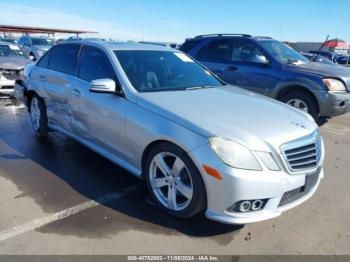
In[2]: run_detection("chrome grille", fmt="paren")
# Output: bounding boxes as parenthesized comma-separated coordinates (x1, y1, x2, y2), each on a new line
(281, 131, 322, 172)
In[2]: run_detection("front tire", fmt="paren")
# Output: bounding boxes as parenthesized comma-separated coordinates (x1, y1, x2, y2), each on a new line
(144, 142, 206, 218)
(279, 91, 319, 120)
(30, 95, 48, 136)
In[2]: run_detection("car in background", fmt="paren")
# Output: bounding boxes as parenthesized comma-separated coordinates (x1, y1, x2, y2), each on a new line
(0, 37, 17, 44)
(309, 50, 339, 63)
(0, 41, 32, 96)
(301, 52, 336, 66)
(17, 36, 53, 61)
(337, 56, 350, 67)
(181, 34, 350, 119)
(14, 41, 324, 224)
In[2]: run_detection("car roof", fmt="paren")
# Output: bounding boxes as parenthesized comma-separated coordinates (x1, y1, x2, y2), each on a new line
(62, 40, 177, 52)
(183, 35, 276, 45)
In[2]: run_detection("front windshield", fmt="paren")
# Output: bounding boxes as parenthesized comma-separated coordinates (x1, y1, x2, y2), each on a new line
(0, 44, 29, 58)
(32, 38, 50, 46)
(114, 50, 223, 92)
(259, 40, 309, 64)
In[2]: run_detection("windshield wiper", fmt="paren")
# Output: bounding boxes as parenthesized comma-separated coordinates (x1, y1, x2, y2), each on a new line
(185, 85, 215, 91)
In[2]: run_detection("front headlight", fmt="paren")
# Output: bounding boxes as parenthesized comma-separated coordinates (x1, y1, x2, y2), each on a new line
(209, 137, 262, 171)
(323, 78, 346, 92)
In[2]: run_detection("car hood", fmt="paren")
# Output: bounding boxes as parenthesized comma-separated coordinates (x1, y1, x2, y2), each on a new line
(285, 62, 350, 91)
(137, 86, 318, 152)
(0, 57, 33, 70)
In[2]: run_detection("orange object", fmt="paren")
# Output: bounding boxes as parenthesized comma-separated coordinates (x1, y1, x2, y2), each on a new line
(203, 165, 222, 180)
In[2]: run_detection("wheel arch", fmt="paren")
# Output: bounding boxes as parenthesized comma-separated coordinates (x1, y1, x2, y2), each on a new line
(276, 85, 320, 113)
(141, 139, 184, 177)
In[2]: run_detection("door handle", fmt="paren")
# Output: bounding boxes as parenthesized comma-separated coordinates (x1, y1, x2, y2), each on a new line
(226, 66, 238, 71)
(72, 89, 81, 96)
(39, 75, 47, 80)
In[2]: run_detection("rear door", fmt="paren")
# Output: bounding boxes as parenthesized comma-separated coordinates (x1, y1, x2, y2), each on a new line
(68, 45, 127, 160)
(38, 44, 81, 132)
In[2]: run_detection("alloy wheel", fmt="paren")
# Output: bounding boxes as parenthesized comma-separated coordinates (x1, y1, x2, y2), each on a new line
(286, 98, 309, 113)
(149, 152, 193, 211)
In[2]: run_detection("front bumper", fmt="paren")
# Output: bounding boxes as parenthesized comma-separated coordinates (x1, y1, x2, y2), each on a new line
(189, 143, 324, 225)
(0, 79, 15, 95)
(317, 90, 350, 117)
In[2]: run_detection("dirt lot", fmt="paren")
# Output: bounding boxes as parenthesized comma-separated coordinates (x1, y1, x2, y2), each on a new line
(0, 97, 349, 255)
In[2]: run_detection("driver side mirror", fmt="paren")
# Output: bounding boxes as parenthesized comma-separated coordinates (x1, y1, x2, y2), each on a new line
(89, 78, 116, 94)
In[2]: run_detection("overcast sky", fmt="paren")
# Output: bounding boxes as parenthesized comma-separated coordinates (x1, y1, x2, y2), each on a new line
(0, 0, 349, 43)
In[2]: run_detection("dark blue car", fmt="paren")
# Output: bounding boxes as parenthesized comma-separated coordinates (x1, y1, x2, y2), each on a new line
(181, 34, 350, 119)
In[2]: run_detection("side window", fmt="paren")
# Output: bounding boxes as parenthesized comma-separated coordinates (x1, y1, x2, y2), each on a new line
(48, 44, 80, 75)
(197, 40, 232, 61)
(37, 50, 51, 68)
(231, 41, 268, 64)
(78, 46, 115, 82)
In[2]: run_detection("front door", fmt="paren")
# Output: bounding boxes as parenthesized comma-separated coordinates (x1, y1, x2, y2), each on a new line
(68, 45, 127, 160)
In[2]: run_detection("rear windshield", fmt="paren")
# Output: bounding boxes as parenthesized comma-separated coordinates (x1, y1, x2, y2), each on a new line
(114, 50, 223, 92)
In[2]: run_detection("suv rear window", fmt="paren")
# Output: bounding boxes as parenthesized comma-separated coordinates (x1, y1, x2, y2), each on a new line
(48, 44, 80, 75)
(197, 40, 232, 61)
(179, 40, 199, 53)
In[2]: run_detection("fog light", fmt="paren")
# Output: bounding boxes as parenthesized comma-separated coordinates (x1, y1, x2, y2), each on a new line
(239, 201, 251, 212)
(229, 199, 268, 213)
(251, 200, 264, 211)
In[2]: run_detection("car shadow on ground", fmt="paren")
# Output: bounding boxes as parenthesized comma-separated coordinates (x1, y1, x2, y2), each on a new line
(0, 103, 243, 240)
(317, 116, 330, 127)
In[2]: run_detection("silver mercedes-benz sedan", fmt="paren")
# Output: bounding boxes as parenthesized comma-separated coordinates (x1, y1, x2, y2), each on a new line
(14, 41, 325, 224)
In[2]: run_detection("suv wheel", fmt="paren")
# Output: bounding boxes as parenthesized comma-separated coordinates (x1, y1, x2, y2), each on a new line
(279, 91, 319, 120)
(144, 142, 206, 218)
(30, 95, 48, 136)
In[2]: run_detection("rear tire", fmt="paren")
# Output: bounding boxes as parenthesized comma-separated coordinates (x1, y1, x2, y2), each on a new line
(279, 91, 319, 120)
(29, 95, 48, 136)
(144, 142, 207, 218)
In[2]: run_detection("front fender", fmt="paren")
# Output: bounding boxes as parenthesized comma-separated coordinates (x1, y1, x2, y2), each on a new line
(124, 102, 208, 175)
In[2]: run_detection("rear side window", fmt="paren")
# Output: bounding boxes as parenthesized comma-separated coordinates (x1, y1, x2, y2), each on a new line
(179, 40, 199, 53)
(48, 44, 80, 75)
(197, 40, 232, 61)
(37, 50, 51, 68)
(78, 46, 115, 82)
